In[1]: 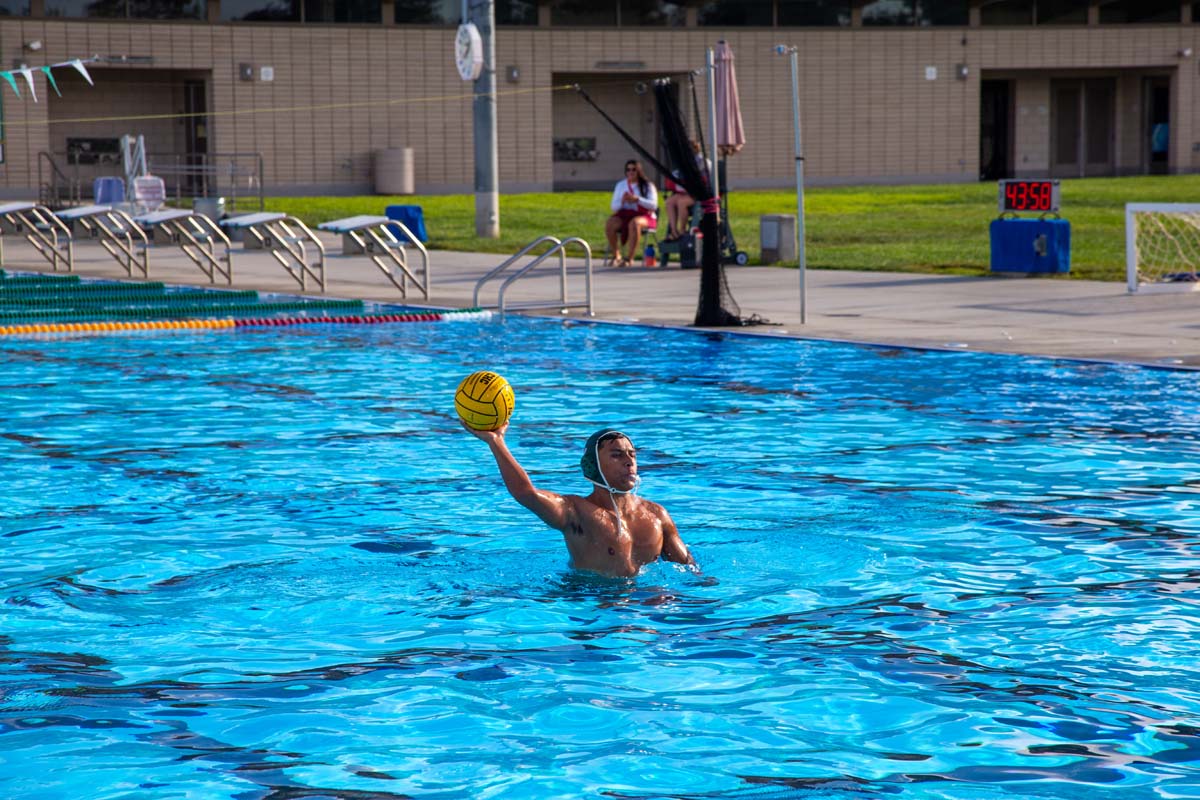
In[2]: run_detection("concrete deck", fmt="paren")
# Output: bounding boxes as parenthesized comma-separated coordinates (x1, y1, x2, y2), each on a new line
(5, 228, 1199, 370)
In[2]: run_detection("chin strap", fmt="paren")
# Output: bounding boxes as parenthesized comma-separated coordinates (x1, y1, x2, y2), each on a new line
(586, 432, 642, 538)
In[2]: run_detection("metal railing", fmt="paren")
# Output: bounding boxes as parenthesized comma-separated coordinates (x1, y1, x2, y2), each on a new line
(147, 152, 265, 214)
(37, 152, 83, 209)
(474, 236, 594, 317)
(35, 151, 264, 214)
(0, 202, 74, 272)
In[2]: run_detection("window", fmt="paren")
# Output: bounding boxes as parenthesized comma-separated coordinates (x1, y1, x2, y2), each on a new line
(498, 0, 537, 24)
(698, 0, 772, 25)
(0, 0, 30, 14)
(980, 0, 1033, 23)
(862, 0, 914, 24)
(981, 0, 1088, 23)
(47, 0, 205, 17)
(45, 0, 122, 15)
(222, 0, 381, 21)
(131, 0, 206, 18)
(393, 0, 455, 23)
(221, 0, 299, 20)
(394, 0, 535, 24)
(1036, 0, 1086, 23)
(1098, 0, 1180, 22)
(619, 0, 685, 25)
(916, 0, 968, 24)
(778, 0, 850, 25)
(551, 0, 617, 25)
(304, 0, 380, 21)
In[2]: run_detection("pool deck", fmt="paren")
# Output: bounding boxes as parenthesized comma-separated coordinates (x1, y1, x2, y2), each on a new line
(6, 229, 1200, 369)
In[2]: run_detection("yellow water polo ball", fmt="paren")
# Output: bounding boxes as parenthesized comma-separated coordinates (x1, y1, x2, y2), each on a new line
(454, 371, 515, 431)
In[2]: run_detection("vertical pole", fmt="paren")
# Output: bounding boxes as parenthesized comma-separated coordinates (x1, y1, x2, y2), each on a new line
(706, 47, 719, 222)
(789, 48, 806, 324)
(1124, 204, 1138, 294)
(471, 0, 500, 238)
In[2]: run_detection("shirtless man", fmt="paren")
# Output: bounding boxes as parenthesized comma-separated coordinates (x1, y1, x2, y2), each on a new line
(464, 424, 694, 577)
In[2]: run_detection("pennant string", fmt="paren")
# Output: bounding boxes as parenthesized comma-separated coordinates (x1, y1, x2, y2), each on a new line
(69, 59, 94, 85)
(18, 68, 37, 103)
(0, 57, 97, 100)
(0, 72, 20, 99)
(41, 66, 61, 97)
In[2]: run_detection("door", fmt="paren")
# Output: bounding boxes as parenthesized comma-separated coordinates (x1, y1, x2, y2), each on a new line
(980, 79, 1011, 181)
(183, 79, 209, 195)
(1145, 77, 1169, 175)
(1051, 78, 1115, 178)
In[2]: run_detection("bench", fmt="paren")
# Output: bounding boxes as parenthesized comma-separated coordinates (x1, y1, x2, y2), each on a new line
(0, 201, 73, 272)
(318, 214, 429, 299)
(55, 204, 148, 278)
(135, 208, 233, 286)
(221, 212, 325, 292)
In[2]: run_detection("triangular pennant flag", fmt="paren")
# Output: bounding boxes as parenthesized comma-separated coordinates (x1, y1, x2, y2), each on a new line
(70, 59, 94, 86)
(18, 67, 37, 103)
(0, 71, 20, 98)
(41, 66, 61, 97)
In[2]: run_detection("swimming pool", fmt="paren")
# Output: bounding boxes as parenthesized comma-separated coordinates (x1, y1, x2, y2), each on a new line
(1, 315, 1198, 799)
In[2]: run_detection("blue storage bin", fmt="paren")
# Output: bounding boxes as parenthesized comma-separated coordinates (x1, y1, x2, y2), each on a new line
(989, 218, 1070, 274)
(385, 204, 428, 244)
(93, 176, 126, 205)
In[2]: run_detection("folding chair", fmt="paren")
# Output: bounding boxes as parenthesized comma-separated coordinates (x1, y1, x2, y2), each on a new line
(603, 213, 659, 267)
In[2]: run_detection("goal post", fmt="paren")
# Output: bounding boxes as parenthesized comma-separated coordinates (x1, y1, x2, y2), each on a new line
(1125, 203, 1200, 294)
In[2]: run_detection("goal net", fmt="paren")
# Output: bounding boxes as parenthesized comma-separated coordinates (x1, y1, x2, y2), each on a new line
(1126, 203, 1200, 293)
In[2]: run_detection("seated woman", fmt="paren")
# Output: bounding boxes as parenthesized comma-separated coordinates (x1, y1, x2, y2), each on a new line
(664, 140, 709, 241)
(605, 160, 658, 267)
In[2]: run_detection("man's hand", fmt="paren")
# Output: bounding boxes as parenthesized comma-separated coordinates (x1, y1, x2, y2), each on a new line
(461, 419, 509, 444)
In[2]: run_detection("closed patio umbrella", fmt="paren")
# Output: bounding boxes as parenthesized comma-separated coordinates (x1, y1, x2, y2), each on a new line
(714, 40, 745, 158)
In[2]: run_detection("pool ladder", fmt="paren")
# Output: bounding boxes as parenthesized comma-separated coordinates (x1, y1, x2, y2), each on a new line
(473, 236, 593, 317)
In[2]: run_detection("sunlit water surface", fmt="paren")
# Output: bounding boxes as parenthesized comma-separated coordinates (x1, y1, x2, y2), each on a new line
(1, 317, 1198, 800)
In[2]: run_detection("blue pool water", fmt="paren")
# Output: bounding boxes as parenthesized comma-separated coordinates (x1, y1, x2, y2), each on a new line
(1, 316, 1198, 799)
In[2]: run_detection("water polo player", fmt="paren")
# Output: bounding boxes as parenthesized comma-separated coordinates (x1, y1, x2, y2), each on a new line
(462, 423, 694, 577)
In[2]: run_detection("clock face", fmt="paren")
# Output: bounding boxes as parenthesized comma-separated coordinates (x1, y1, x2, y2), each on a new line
(999, 179, 1060, 213)
(455, 23, 483, 82)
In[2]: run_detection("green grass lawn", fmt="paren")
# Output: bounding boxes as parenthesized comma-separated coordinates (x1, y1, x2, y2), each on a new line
(265, 175, 1200, 282)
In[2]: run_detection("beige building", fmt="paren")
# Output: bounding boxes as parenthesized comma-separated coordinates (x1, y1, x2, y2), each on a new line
(0, 0, 1196, 200)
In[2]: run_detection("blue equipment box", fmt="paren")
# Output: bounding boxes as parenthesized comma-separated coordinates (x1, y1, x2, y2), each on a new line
(385, 204, 428, 243)
(93, 176, 125, 205)
(989, 217, 1070, 274)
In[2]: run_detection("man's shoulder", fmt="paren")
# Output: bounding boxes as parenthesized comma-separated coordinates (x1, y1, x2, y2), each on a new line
(636, 496, 669, 518)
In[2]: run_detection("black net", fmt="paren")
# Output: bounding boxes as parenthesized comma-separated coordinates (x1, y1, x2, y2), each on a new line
(653, 82, 748, 327)
(575, 81, 757, 328)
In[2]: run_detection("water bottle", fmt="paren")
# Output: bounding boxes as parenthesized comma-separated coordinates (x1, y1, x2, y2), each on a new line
(644, 244, 657, 268)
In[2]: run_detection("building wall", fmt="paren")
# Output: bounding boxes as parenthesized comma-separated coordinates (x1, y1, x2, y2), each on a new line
(0, 18, 1197, 197)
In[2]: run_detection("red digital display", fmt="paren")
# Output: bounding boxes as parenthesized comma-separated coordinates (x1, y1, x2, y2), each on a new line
(999, 180, 1060, 213)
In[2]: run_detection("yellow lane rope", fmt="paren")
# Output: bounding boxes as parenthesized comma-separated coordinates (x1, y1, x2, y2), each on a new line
(0, 319, 237, 335)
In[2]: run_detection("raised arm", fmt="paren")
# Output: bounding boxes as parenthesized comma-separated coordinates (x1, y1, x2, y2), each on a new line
(611, 181, 625, 213)
(638, 182, 658, 212)
(463, 422, 573, 532)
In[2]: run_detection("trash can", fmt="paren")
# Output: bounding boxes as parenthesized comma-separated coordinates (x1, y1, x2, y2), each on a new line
(989, 218, 1070, 274)
(375, 147, 415, 195)
(193, 196, 226, 221)
(760, 214, 796, 264)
